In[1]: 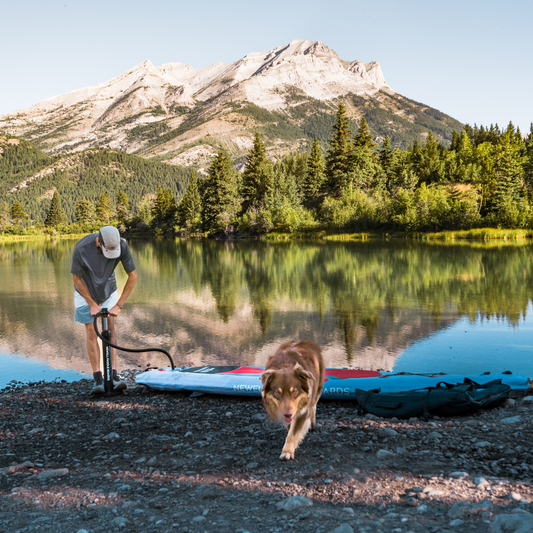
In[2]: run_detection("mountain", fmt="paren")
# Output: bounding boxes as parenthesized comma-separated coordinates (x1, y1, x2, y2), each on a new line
(0, 39, 462, 164)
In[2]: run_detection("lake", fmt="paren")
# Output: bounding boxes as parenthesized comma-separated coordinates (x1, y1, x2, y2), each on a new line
(1, 237, 532, 388)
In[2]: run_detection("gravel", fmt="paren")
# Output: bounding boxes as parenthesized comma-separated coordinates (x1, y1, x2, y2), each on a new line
(1, 370, 532, 532)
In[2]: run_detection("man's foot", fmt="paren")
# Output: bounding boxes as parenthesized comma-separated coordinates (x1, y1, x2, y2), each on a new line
(92, 372, 104, 395)
(113, 371, 127, 391)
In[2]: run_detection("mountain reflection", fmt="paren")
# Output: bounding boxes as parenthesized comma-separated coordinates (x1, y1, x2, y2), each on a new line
(0, 238, 532, 376)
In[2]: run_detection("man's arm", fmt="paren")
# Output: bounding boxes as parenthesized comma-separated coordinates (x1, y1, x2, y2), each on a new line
(109, 270, 137, 317)
(73, 274, 102, 316)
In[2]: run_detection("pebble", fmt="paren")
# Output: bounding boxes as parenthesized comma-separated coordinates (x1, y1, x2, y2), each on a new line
(448, 471, 469, 479)
(77, 530, 89, 533)
(36, 468, 69, 479)
(500, 416, 521, 424)
(427, 431, 443, 440)
(489, 513, 533, 532)
(103, 432, 119, 440)
(509, 492, 523, 501)
(112, 516, 128, 527)
(376, 449, 396, 460)
(449, 519, 463, 527)
(191, 516, 206, 523)
(276, 496, 313, 511)
(378, 428, 398, 437)
(522, 396, 533, 403)
(328, 525, 354, 533)
(28, 428, 45, 435)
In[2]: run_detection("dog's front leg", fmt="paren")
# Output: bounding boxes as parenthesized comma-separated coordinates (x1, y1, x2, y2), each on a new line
(280, 415, 311, 460)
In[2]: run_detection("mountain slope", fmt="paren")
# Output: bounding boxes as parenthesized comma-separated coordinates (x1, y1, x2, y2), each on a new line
(0, 39, 462, 162)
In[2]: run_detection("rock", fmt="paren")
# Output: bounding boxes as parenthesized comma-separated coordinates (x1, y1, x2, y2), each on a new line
(472, 500, 494, 514)
(474, 477, 490, 488)
(503, 398, 517, 407)
(475, 441, 492, 448)
(509, 492, 523, 501)
(448, 502, 472, 518)
(246, 462, 259, 469)
(448, 471, 469, 479)
(36, 468, 69, 479)
(251, 413, 266, 420)
(147, 456, 157, 466)
(449, 519, 463, 527)
(501, 416, 521, 425)
(276, 496, 314, 511)
(103, 432, 119, 440)
(376, 449, 396, 460)
(77, 530, 89, 533)
(112, 517, 128, 527)
(28, 428, 45, 435)
(427, 431, 443, 440)
(522, 396, 533, 403)
(328, 525, 354, 533)
(378, 428, 398, 437)
(342, 507, 354, 515)
(427, 490, 445, 497)
(191, 516, 206, 523)
(489, 514, 533, 532)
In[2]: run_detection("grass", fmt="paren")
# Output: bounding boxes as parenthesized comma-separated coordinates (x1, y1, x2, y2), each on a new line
(423, 228, 533, 240)
(0, 233, 88, 243)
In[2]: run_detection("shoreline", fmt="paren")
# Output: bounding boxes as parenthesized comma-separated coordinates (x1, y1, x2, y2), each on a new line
(1, 372, 532, 532)
(2, 227, 533, 244)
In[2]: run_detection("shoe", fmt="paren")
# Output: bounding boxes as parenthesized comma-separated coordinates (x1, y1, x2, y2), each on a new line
(113, 371, 127, 391)
(92, 372, 104, 394)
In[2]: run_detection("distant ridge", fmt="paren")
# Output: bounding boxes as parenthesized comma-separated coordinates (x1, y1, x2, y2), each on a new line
(0, 39, 462, 163)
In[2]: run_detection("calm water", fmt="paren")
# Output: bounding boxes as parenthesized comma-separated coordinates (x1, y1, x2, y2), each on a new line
(1, 238, 532, 388)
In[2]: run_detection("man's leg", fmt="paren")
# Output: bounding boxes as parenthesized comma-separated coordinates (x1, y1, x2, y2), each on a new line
(84, 323, 101, 373)
(84, 322, 104, 394)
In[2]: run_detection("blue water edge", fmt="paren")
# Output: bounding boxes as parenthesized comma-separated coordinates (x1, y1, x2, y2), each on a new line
(395, 312, 533, 379)
(0, 352, 88, 389)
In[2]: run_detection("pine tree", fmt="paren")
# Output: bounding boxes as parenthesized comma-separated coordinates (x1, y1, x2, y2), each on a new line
(44, 190, 67, 227)
(176, 170, 202, 231)
(353, 117, 375, 150)
(202, 150, 241, 233)
(325, 101, 355, 196)
(115, 189, 130, 223)
(524, 123, 533, 196)
(95, 191, 112, 223)
(75, 200, 95, 225)
(11, 201, 28, 225)
(0, 201, 12, 232)
(152, 187, 176, 225)
(242, 132, 273, 210)
(351, 117, 379, 189)
(303, 137, 325, 206)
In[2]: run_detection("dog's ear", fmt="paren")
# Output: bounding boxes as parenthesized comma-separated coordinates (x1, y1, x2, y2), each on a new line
(261, 369, 276, 391)
(294, 364, 315, 389)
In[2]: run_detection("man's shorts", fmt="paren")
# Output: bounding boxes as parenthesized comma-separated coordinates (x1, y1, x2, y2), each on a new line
(74, 290, 119, 324)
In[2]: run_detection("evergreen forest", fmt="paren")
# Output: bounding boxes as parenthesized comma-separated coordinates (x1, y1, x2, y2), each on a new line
(1, 102, 533, 238)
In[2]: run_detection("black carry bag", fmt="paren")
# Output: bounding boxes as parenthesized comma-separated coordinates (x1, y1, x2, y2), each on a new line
(354, 378, 511, 421)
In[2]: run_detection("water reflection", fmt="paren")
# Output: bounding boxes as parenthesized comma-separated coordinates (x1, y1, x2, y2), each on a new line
(0, 238, 532, 384)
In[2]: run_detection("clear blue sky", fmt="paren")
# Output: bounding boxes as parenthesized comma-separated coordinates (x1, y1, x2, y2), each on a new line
(1, 0, 532, 132)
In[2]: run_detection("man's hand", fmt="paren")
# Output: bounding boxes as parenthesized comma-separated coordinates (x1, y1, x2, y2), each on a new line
(90, 303, 103, 316)
(109, 304, 122, 317)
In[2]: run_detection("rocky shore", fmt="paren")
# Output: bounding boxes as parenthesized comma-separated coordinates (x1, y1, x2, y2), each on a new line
(1, 371, 533, 533)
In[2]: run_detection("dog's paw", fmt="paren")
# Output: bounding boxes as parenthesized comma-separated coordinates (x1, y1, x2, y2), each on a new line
(279, 452, 293, 461)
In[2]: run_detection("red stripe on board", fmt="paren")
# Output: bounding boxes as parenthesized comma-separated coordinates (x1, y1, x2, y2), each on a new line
(222, 366, 382, 379)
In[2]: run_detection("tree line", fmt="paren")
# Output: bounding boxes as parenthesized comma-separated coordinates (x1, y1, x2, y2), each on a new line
(2, 102, 533, 236)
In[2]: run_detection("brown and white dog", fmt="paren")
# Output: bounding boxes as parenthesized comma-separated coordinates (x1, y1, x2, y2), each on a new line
(261, 340, 325, 460)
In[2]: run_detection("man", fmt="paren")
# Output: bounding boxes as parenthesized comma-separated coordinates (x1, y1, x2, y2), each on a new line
(71, 226, 137, 394)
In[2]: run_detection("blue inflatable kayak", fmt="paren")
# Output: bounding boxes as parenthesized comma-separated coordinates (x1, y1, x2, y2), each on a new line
(135, 365, 531, 400)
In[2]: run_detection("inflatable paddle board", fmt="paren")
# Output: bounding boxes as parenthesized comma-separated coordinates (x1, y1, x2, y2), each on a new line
(135, 365, 531, 400)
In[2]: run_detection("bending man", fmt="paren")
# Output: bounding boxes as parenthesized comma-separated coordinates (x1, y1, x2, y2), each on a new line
(71, 226, 137, 394)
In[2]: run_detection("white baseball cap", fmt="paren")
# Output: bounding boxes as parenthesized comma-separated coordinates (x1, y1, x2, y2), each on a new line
(98, 226, 121, 259)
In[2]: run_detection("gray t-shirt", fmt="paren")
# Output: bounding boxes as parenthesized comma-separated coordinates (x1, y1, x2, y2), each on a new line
(71, 233, 136, 304)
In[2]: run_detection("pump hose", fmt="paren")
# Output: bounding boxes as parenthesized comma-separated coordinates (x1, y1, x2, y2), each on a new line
(93, 310, 175, 370)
